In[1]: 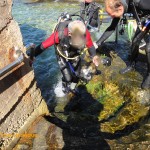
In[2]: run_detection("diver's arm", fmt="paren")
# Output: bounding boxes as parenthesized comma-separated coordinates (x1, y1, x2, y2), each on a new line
(96, 17, 120, 46)
(33, 44, 45, 57)
(86, 30, 96, 58)
(86, 30, 100, 66)
(34, 32, 59, 57)
(42, 32, 59, 49)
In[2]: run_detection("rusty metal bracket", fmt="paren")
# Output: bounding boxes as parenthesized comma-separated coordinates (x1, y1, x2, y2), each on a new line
(0, 49, 24, 78)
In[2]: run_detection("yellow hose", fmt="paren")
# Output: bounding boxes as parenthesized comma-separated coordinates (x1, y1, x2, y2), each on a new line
(56, 46, 86, 60)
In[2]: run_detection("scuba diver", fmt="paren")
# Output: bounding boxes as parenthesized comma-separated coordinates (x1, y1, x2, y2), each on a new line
(95, 0, 150, 89)
(27, 14, 100, 94)
(80, 0, 101, 32)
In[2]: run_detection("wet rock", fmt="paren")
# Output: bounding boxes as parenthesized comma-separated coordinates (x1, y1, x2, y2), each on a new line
(137, 90, 150, 105)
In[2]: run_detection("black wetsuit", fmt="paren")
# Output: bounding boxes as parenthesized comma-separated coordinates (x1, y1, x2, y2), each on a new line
(80, 2, 100, 29)
(97, 0, 150, 45)
(29, 22, 96, 93)
(97, 0, 150, 89)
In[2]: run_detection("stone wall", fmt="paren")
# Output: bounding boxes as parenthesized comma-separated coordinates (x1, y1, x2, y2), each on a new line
(0, 0, 49, 149)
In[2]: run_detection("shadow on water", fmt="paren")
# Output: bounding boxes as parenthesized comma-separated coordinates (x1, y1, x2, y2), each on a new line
(44, 85, 150, 149)
(45, 85, 111, 150)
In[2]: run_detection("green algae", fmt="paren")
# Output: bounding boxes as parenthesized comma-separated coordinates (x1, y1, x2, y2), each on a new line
(86, 75, 125, 122)
(83, 50, 150, 134)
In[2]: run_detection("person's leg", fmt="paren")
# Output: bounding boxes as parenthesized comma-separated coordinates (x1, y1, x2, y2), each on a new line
(58, 57, 72, 93)
(70, 59, 81, 94)
(80, 2, 86, 20)
(120, 28, 142, 74)
(141, 34, 150, 89)
(80, 2, 90, 21)
(88, 3, 99, 29)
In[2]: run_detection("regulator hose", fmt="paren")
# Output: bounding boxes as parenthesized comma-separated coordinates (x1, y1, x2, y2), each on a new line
(56, 46, 80, 60)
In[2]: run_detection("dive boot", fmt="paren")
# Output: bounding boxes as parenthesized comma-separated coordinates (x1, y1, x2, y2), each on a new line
(120, 62, 135, 74)
(139, 40, 146, 50)
(141, 73, 150, 89)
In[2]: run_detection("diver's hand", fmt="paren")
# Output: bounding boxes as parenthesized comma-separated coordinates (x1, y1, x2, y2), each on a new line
(93, 55, 100, 67)
(29, 57, 35, 67)
(26, 44, 36, 67)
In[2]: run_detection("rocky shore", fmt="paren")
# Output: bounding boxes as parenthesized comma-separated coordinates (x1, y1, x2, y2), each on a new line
(0, 0, 49, 149)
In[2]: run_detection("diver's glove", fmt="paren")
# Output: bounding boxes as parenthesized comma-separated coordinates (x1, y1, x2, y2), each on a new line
(101, 57, 111, 66)
(26, 43, 45, 66)
(26, 43, 45, 58)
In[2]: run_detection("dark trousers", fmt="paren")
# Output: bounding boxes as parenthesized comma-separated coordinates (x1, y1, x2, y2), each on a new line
(80, 2, 99, 28)
(129, 27, 150, 73)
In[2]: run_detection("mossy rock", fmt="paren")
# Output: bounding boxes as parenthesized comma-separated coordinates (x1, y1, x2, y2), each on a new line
(83, 47, 150, 134)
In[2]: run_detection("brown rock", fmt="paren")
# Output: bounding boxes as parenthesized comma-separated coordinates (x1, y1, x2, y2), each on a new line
(0, 0, 49, 149)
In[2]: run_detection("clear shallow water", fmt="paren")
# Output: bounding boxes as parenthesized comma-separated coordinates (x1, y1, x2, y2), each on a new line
(13, 0, 79, 102)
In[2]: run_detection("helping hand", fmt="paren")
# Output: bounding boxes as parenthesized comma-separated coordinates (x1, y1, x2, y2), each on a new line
(93, 55, 100, 67)
(93, 42, 98, 49)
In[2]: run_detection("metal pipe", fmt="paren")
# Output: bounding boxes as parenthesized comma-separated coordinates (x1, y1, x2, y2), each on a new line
(0, 52, 24, 78)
